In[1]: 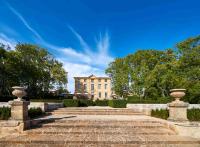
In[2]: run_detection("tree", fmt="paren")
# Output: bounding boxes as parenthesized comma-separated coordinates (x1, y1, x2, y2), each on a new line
(0, 43, 68, 98)
(106, 58, 129, 97)
(106, 35, 200, 103)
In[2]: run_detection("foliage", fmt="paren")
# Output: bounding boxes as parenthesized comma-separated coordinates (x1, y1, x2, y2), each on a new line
(187, 108, 200, 121)
(79, 99, 94, 107)
(95, 99, 109, 106)
(30, 99, 63, 103)
(151, 109, 169, 120)
(0, 107, 11, 120)
(0, 43, 67, 98)
(106, 36, 200, 103)
(108, 100, 127, 108)
(63, 99, 79, 107)
(127, 95, 172, 104)
(151, 108, 200, 121)
(28, 107, 44, 119)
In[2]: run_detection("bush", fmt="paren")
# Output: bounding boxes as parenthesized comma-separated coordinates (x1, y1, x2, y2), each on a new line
(0, 107, 11, 120)
(28, 107, 43, 119)
(151, 109, 169, 120)
(127, 96, 172, 104)
(79, 99, 94, 107)
(187, 108, 200, 121)
(63, 99, 79, 107)
(108, 100, 127, 108)
(95, 100, 108, 106)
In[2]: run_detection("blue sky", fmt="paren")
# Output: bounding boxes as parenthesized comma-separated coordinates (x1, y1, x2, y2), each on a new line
(0, 0, 200, 92)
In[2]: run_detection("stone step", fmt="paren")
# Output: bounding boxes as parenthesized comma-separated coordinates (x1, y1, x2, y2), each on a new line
(0, 143, 199, 147)
(40, 122, 166, 129)
(51, 112, 143, 115)
(25, 127, 176, 135)
(43, 120, 164, 126)
(0, 134, 199, 146)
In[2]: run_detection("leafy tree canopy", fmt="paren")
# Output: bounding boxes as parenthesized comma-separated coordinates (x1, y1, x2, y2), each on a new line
(106, 36, 200, 103)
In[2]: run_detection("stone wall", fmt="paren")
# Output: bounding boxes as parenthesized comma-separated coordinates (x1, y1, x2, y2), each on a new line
(127, 104, 200, 110)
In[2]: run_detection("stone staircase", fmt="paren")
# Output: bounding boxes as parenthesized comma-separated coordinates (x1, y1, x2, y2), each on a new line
(50, 107, 143, 115)
(0, 107, 200, 147)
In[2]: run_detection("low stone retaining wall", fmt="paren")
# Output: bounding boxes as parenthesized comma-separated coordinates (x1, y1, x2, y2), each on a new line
(0, 102, 63, 112)
(127, 104, 200, 110)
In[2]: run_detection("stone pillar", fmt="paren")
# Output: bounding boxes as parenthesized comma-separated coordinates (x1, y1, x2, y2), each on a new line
(9, 86, 30, 130)
(167, 89, 189, 122)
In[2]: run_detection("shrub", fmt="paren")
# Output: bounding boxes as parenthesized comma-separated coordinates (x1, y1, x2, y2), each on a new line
(151, 109, 169, 120)
(28, 107, 43, 119)
(0, 107, 11, 120)
(79, 99, 94, 107)
(63, 99, 79, 107)
(108, 100, 127, 108)
(95, 99, 108, 106)
(127, 96, 172, 104)
(187, 108, 200, 121)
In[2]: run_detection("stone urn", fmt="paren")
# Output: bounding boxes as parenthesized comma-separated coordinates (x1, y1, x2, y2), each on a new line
(170, 89, 186, 102)
(12, 86, 27, 101)
(168, 89, 189, 122)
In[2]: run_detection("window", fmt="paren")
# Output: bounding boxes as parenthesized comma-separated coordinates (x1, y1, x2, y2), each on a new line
(84, 79, 86, 82)
(105, 79, 107, 82)
(84, 84, 87, 91)
(98, 84, 101, 89)
(105, 84, 107, 89)
(91, 84, 94, 91)
(98, 79, 101, 82)
(99, 92, 101, 98)
(91, 79, 94, 83)
(105, 92, 107, 98)
(77, 81, 81, 90)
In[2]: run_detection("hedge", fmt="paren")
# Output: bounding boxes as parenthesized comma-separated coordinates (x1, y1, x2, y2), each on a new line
(187, 108, 200, 121)
(0, 107, 11, 120)
(95, 99, 108, 106)
(108, 100, 127, 108)
(0, 107, 44, 120)
(151, 109, 169, 120)
(63, 99, 79, 107)
(79, 99, 94, 107)
(127, 96, 172, 104)
(28, 107, 44, 119)
(151, 108, 200, 121)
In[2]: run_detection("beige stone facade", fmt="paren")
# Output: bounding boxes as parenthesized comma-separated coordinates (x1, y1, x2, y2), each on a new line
(74, 75, 112, 100)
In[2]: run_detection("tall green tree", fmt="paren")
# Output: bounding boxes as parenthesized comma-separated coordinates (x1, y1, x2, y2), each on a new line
(0, 43, 67, 98)
(106, 35, 200, 103)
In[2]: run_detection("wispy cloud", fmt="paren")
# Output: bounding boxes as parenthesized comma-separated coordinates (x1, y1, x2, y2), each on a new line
(6, 2, 43, 40)
(0, 33, 16, 50)
(4, 2, 114, 93)
(67, 26, 113, 68)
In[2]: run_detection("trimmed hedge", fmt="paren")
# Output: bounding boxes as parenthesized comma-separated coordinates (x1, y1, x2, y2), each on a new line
(187, 108, 200, 121)
(28, 107, 44, 119)
(0, 107, 11, 120)
(95, 100, 108, 106)
(151, 109, 169, 120)
(108, 100, 127, 108)
(127, 96, 172, 104)
(79, 99, 94, 107)
(63, 99, 79, 107)
(151, 108, 200, 121)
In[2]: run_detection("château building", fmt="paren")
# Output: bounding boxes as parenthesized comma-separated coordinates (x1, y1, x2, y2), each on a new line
(74, 74, 112, 100)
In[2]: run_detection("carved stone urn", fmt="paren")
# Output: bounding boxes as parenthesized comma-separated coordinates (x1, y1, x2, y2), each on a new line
(12, 86, 27, 101)
(170, 89, 186, 102)
(168, 89, 189, 122)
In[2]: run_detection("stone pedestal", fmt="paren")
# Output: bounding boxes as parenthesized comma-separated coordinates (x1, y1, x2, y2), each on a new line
(8, 100, 30, 130)
(168, 101, 189, 122)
